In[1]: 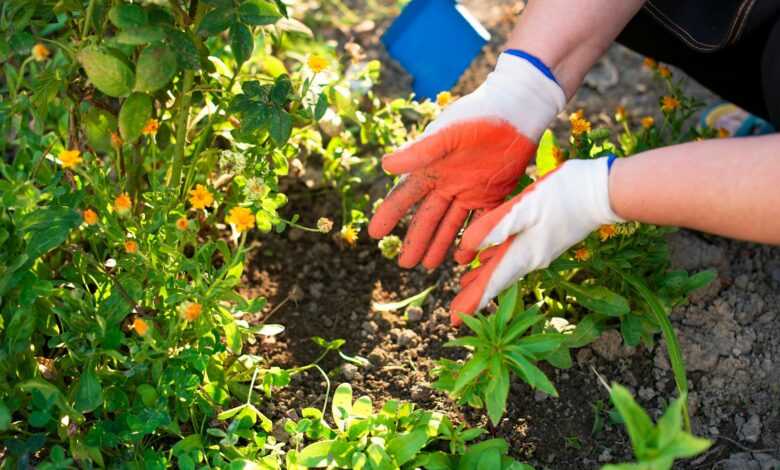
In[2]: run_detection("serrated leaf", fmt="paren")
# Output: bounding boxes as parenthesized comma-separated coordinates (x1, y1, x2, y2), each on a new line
(78, 46, 134, 97)
(230, 22, 253, 65)
(134, 44, 178, 93)
(269, 107, 292, 145)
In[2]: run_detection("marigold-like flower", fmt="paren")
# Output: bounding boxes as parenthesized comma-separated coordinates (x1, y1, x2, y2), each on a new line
(59, 149, 82, 169)
(615, 105, 627, 123)
(307, 55, 328, 73)
(32, 43, 50, 62)
(643, 57, 657, 70)
(641, 116, 655, 129)
(378, 235, 401, 259)
(661, 96, 680, 112)
(226, 207, 255, 232)
(181, 302, 202, 322)
(340, 225, 358, 247)
(142, 118, 159, 136)
(571, 117, 591, 137)
(124, 239, 138, 254)
(599, 224, 617, 242)
(188, 184, 214, 210)
(658, 65, 671, 78)
(111, 132, 123, 148)
(114, 193, 132, 215)
(176, 217, 189, 231)
(133, 318, 149, 336)
(574, 247, 591, 262)
(717, 128, 730, 138)
(83, 209, 98, 225)
(317, 217, 334, 233)
(569, 109, 585, 122)
(436, 91, 453, 107)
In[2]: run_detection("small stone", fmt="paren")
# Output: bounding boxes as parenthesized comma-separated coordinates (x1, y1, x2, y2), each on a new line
(592, 330, 635, 361)
(406, 306, 423, 323)
(533, 390, 548, 402)
(598, 449, 613, 463)
(576, 347, 593, 364)
(410, 386, 430, 401)
(739, 414, 762, 443)
(735, 274, 749, 289)
(638, 387, 656, 401)
(341, 363, 360, 381)
(362, 321, 378, 333)
(397, 329, 418, 348)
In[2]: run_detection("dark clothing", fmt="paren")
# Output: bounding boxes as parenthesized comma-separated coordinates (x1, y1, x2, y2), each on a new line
(615, 0, 780, 129)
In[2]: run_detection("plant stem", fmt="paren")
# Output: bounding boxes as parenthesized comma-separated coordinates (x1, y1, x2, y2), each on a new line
(81, 0, 97, 40)
(169, 70, 195, 190)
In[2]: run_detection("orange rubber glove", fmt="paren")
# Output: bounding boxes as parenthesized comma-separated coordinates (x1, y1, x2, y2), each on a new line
(368, 51, 566, 269)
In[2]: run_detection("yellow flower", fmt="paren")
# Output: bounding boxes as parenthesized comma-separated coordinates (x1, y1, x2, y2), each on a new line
(340, 225, 358, 247)
(181, 302, 202, 322)
(226, 207, 255, 232)
(59, 149, 82, 169)
(717, 128, 730, 138)
(188, 184, 214, 210)
(124, 239, 138, 254)
(658, 65, 671, 78)
(599, 224, 617, 242)
(569, 109, 585, 122)
(114, 193, 132, 215)
(436, 91, 453, 107)
(142, 118, 159, 136)
(642, 57, 657, 70)
(111, 132, 123, 149)
(574, 247, 591, 262)
(83, 209, 98, 225)
(661, 96, 680, 112)
(641, 116, 655, 129)
(571, 117, 591, 137)
(32, 43, 50, 62)
(317, 217, 334, 233)
(615, 105, 627, 123)
(133, 318, 149, 336)
(176, 217, 189, 231)
(307, 55, 328, 73)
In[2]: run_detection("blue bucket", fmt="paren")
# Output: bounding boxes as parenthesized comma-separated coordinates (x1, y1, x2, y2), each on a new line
(382, 0, 491, 101)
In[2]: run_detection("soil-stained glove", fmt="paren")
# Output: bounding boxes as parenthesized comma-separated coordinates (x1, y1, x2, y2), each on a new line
(450, 157, 624, 325)
(368, 50, 566, 270)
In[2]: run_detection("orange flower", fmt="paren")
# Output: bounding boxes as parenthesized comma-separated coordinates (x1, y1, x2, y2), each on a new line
(124, 239, 138, 254)
(340, 225, 358, 247)
(59, 149, 82, 169)
(142, 118, 159, 136)
(114, 193, 132, 215)
(717, 128, 730, 138)
(571, 117, 591, 137)
(436, 91, 453, 107)
(133, 318, 149, 336)
(599, 225, 617, 242)
(615, 105, 627, 123)
(574, 247, 591, 262)
(642, 57, 657, 70)
(569, 109, 585, 122)
(307, 55, 328, 73)
(111, 132, 123, 148)
(32, 43, 50, 62)
(181, 302, 202, 322)
(83, 209, 98, 225)
(661, 96, 680, 112)
(188, 184, 213, 210)
(226, 207, 255, 232)
(551, 146, 565, 166)
(641, 116, 655, 129)
(658, 65, 671, 78)
(176, 217, 189, 231)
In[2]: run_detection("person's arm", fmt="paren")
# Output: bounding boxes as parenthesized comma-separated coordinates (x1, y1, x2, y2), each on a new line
(448, 136, 780, 324)
(505, 0, 647, 98)
(610, 134, 780, 243)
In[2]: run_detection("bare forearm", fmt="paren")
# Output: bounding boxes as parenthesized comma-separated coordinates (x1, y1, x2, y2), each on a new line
(609, 135, 780, 244)
(505, 0, 646, 98)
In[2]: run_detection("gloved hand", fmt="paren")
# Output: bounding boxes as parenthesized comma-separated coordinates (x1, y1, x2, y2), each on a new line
(450, 157, 624, 325)
(368, 50, 566, 269)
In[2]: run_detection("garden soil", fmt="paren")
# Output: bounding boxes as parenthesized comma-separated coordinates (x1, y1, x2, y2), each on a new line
(242, 2, 780, 468)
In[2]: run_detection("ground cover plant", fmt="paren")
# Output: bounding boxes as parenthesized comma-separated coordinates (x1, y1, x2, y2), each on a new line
(0, 0, 731, 468)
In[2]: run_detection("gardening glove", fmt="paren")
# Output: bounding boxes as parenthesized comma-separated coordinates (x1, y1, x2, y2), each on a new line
(450, 156, 624, 325)
(368, 50, 566, 270)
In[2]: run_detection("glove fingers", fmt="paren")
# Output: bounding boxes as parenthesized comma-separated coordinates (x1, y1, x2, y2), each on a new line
(459, 244, 502, 288)
(398, 193, 451, 268)
(453, 208, 490, 265)
(450, 237, 515, 326)
(460, 191, 534, 254)
(381, 127, 452, 175)
(368, 175, 431, 239)
(421, 203, 469, 270)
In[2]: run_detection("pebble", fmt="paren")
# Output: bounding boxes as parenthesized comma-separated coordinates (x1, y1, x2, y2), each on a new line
(738, 414, 762, 443)
(397, 329, 418, 347)
(533, 390, 548, 402)
(341, 363, 360, 381)
(406, 306, 423, 323)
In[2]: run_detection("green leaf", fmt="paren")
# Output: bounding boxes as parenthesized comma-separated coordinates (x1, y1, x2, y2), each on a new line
(656, 393, 685, 450)
(269, 108, 292, 145)
(505, 352, 558, 397)
(660, 432, 712, 460)
(223, 320, 242, 354)
(171, 434, 202, 456)
(535, 129, 559, 176)
(230, 22, 253, 65)
(20, 206, 81, 259)
(168, 30, 201, 70)
(119, 92, 152, 143)
(366, 443, 396, 470)
(452, 352, 490, 395)
(561, 281, 630, 317)
(78, 45, 135, 97)
(74, 368, 103, 413)
(501, 306, 543, 344)
(0, 400, 10, 431)
(134, 44, 178, 93)
(444, 336, 486, 350)
(270, 75, 292, 105)
(621, 314, 643, 347)
(314, 92, 329, 120)
(515, 333, 565, 356)
(332, 383, 352, 430)
(496, 283, 518, 328)
(108, 3, 148, 29)
(564, 314, 604, 348)
(238, 0, 282, 25)
(543, 346, 573, 369)
(298, 439, 335, 467)
(198, 7, 234, 35)
(485, 356, 510, 426)
(372, 285, 435, 312)
(609, 384, 654, 457)
(84, 106, 118, 154)
(387, 429, 429, 465)
(116, 25, 165, 45)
